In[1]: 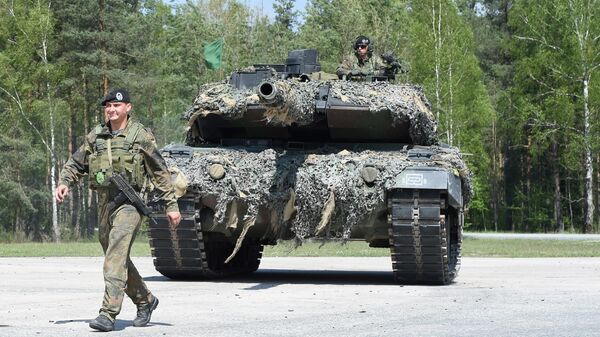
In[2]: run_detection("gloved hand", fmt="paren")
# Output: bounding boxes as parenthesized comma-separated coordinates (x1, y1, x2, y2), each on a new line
(381, 52, 396, 65)
(351, 69, 363, 76)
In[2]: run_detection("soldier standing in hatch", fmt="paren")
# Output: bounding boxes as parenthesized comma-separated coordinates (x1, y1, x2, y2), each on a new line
(54, 88, 182, 332)
(336, 35, 400, 80)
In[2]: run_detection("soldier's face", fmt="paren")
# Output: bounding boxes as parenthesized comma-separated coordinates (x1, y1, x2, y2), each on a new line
(104, 102, 131, 125)
(357, 44, 368, 58)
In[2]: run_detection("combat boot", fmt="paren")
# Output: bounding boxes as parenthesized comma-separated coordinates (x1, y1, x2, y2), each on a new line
(89, 314, 114, 332)
(133, 296, 159, 327)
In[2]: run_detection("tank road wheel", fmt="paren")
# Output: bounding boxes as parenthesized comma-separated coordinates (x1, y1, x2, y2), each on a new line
(387, 189, 462, 285)
(148, 195, 264, 280)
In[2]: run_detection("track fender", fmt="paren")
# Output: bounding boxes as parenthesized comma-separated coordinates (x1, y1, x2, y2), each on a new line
(392, 167, 462, 208)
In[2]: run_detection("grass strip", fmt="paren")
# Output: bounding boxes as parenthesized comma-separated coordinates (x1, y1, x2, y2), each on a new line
(1, 238, 600, 258)
(463, 238, 600, 257)
(265, 238, 600, 257)
(0, 241, 150, 257)
(264, 240, 388, 257)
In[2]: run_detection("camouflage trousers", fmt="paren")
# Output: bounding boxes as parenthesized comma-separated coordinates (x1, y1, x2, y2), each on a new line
(97, 196, 152, 321)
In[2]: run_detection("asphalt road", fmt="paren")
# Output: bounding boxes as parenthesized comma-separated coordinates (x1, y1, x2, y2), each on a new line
(1, 256, 600, 337)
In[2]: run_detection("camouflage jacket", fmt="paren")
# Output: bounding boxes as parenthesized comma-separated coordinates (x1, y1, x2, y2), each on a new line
(58, 118, 179, 213)
(336, 53, 388, 78)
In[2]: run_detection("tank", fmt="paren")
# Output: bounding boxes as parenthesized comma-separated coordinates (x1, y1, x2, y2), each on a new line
(148, 49, 473, 285)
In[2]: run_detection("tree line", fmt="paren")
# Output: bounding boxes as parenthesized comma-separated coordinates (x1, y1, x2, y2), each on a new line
(0, 0, 598, 241)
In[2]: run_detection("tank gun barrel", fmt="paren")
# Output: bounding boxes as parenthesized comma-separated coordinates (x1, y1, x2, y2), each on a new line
(257, 80, 281, 105)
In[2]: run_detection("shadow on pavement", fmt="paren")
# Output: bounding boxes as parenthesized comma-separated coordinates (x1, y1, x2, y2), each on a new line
(53, 319, 90, 325)
(145, 269, 399, 286)
(53, 318, 172, 331)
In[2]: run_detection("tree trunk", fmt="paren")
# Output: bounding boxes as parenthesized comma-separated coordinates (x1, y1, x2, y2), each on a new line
(99, 0, 109, 94)
(68, 96, 79, 238)
(448, 63, 454, 145)
(71, 185, 80, 239)
(491, 119, 499, 232)
(552, 141, 564, 232)
(38, 1, 60, 242)
(80, 187, 87, 238)
(14, 207, 21, 239)
(504, 140, 515, 231)
(525, 134, 532, 232)
(596, 155, 600, 229)
(567, 178, 574, 231)
(82, 73, 92, 238)
(432, 0, 442, 123)
(15, 171, 22, 236)
(80, 71, 98, 238)
(583, 74, 594, 233)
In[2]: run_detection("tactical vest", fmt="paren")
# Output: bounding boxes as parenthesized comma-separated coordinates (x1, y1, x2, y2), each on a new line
(349, 56, 385, 81)
(88, 122, 146, 191)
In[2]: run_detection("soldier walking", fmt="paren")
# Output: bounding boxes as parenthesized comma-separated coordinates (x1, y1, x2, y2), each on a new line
(54, 88, 182, 332)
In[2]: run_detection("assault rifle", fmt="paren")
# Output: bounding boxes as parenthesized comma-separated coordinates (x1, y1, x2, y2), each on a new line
(107, 173, 157, 225)
(380, 52, 404, 79)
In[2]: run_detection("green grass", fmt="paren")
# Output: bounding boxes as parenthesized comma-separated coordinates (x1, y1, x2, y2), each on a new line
(462, 238, 600, 257)
(264, 240, 389, 257)
(264, 238, 600, 257)
(0, 240, 151, 257)
(2, 237, 600, 257)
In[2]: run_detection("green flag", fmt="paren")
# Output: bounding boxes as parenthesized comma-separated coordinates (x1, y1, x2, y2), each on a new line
(203, 38, 224, 70)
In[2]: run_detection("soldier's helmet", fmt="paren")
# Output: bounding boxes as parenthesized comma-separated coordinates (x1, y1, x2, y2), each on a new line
(354, 35, 373, 57)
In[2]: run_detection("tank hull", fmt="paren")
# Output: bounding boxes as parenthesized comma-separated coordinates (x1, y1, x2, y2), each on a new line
(149, 143, 467, 284)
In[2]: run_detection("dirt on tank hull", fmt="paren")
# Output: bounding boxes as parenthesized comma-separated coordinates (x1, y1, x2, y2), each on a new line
(148, 49, 472, 285)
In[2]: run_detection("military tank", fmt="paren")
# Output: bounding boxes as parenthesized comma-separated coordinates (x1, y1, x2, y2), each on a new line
(148, 49, 472, 285)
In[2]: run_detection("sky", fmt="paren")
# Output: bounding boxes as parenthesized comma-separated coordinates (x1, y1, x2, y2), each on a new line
(168, 0, 308, 20)
(243, 0, 308, 19)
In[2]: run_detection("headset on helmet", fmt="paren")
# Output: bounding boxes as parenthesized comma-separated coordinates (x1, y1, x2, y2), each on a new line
(354, 35, 373, 56)
(354, 35, 373, 58)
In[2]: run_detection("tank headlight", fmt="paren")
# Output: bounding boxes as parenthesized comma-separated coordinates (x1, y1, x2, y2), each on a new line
(208, 164, 225, 180)
(360, 166, 379, 184)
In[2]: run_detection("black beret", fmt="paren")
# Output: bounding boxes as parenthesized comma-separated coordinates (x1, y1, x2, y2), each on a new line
(100, 88, 131, 106)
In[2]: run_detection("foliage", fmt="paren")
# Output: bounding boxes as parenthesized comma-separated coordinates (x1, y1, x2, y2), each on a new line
(1, 0, 600, 241)
(0, 0, 65, 240)
(508, 0, 600, 232)
(298, 0, 408, 72)
(408, 0, 495, 228)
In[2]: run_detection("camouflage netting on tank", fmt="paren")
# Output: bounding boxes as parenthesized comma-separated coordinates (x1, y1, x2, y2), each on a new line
(326, 81, 438, 146)
(165, 145, 472, 241)
(186, 80, 256, 119)
(256, 79, 321, 126)
(186, 77, 438, 146)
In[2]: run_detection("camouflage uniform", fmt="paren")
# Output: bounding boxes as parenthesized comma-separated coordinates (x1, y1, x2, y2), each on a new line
(58, 117, 179, 322)
(336, 53, 388, 79)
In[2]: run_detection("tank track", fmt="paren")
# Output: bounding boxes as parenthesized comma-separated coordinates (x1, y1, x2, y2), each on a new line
(387, 189, 462, 285)
(147, 194, 263, 279)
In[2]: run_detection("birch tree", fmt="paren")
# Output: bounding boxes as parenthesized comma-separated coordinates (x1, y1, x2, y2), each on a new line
(408, 0, 495, 226)
(511, 0, 600, 233)
(0, 0, 63, 240)
(568, 0, 600, 233)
